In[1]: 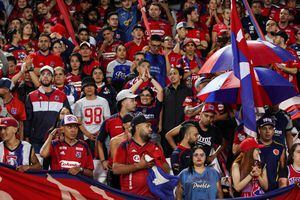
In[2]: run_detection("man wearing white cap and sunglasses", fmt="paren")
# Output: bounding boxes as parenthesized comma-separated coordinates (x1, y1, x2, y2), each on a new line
(40, 114, 94, 177)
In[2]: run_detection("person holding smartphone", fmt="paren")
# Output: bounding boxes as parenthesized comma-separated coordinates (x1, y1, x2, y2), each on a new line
(231, 138, 268, 197)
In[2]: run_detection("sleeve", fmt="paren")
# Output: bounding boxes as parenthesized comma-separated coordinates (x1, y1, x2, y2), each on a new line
(73, 101, 82, 118)
(97, 119, 109, 142)
(82, 145, 94, 170)
(284, 113, 293, 131)
(103, 99, 111, 119)
(61, 37, 75, 57)
(170, 149, 180, 176)
(113, 142, 127, 164)
(106, 61, 114, 78)
(24, 95, 33, 138)
(62, 95, 71, 111)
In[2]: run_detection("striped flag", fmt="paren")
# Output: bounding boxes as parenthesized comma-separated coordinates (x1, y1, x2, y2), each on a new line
(231, 0, 257, 137)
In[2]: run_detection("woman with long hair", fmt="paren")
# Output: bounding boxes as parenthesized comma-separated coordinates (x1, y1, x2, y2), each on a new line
(91, 67, 117, 114)
(176, 146, 223, 200)
(66, 53, 84, 97)
(20, 22, 37, 53)
(231, 138, 268, 197)
(283, 143, 300, 185)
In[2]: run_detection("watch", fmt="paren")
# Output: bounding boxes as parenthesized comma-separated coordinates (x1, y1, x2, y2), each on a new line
(79, 167, 84, 172)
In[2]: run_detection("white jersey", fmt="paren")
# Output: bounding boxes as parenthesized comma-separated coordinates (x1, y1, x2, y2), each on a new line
(74, 96, 111, 138)
(0, 141, 32, 166)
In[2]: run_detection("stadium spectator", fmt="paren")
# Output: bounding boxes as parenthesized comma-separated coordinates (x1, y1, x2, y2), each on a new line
(24, 65, 70, 153)
(124, 24, 147, 61)
(78, 41, 100, 77)
(97, 89, 137, 171)
(66, 53, 83, 96)
(0, 78, 26, 139)
(166, 103, 225, 163)
(106, 44, 132, 92)
(231, 138, 268, 197)
(74, 77, 110, 155)
(175, 145, 223, 199)
(284, 143, 300, 185)
(130, 67, 164, 140)
(171, 122, 199, 175)
(264, 19, 278, 43)
(162, 67, 193, 156)
(91, 67, 117, 114)
(0, 117, 41, 171)
(257, 114, 287, 191)
(112, 114, 170, 198)
(40, 114, 94, 177)
(277, 8, 296, 45)
(107, 113, 133, 189)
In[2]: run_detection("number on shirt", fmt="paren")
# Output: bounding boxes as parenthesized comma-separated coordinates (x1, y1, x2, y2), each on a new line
(84, 107, 102, 124)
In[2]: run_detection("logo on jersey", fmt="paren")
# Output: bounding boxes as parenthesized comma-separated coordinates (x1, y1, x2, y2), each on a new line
(76, 151, 82, 158)
(76, 147, 83, 151)
(59, 146, 67, 150)
(54, 95, 59, 101)
(131, 149, 137, 153)
(133, 155, 140, 162)
(5, 154, 18, 166)
(60, 151, 65, 155)
(11, 108, 17, 115)
(273, 149, 280, 156)
(60, 160, 80, 169)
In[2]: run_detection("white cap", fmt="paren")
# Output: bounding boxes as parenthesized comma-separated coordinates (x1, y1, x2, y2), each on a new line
(40, 65, 54, 75)
(176, 22, 187, 30)
(61, 114, 81, 126)
(116, 89, 137, 102)
(80, 41, 91, 49)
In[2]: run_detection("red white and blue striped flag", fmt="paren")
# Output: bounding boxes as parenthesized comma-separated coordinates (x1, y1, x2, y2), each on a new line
(231, 0, 257, 137)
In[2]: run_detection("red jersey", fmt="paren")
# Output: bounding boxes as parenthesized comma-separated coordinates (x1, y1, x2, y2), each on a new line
(4, 96, 26, 121)
(124, 77, 154, 94)
(147, 19, 172, 37)
(212, 22, 229, 36)
(288, 164, 300, 185)
(50, 140, 94, 171)
(82, 59, 100, 76)
(186, 28, 207, 46)
(125, 40, 147, 61)
(99, 40, 122, 71)
(3, 44, 28, 62)
(278, 25, 296, 45)
(66, 72, 82, 97)
(19, 39, 38, 52)
(167, 51, 182, 68)
(182, 96, 202, 121)
(114, 139, 167, 198)
(30, 51, 64, 69)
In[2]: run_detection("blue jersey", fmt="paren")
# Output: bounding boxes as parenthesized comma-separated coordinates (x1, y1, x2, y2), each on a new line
(179, 167, 220, 200)
(260, 141, 285, 191)
(272, 110, 293, 146)
(145, 52, 167, 87)
(170, 145, 192, 175)
(117, 4, 139, 42)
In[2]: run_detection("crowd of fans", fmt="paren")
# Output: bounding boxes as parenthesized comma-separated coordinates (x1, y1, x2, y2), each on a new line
(0, 0, 300, 199)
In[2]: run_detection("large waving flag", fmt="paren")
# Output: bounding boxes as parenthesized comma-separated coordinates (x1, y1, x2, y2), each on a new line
(231, 0, 257, 137)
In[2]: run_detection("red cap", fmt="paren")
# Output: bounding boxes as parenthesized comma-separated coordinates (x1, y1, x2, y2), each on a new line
(0, 117, 19, 128)
(201, 103, 217, 114)
(240, 138, 264, 152)
(50, 23, 67, 37)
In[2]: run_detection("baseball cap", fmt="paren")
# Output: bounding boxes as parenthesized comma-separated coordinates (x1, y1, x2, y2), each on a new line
(79, 41, 91, 49)
(40, 65, 54, 76)
(61, 114, 80, 126)
(201, 103, 217, 114)
(81, 77, 97, 90)
(116, 89, 137, 102)
(0, 117, 19, 128)
(0, 78, 14, 90)
(240, 138, 264, 152)
(194, 77, 210, 88)
(257, 115, 276, 127)
(131, 114, 150, 127)
(176, 22, 187, 30)
(122, 113, 134, 123)
(133, 24, 145, 31)
(183, 38, 196, 47)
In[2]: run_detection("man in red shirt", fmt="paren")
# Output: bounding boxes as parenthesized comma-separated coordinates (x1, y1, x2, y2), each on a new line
(146, 2, 173, 37)
(125, 24, 147, 61)
(0, 78, 26, 140)
(113, 114, 169, 198)
(29, 33, 64, 75)
(40, 114, 94, 177)
(278, 8, 296, 45)
(79, 41, 100, 77)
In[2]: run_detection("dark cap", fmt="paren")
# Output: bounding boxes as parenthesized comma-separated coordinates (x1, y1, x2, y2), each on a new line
(122, 113, 134, 123)
(101, 25, 113, 34)
(81, 77, 97, 90)
(257, 115, 276, 127)
(0, 78, 14, 90)
(275, 31, 289, 42)
(131, 114, 150, 127)
(133, 24, 145, 31)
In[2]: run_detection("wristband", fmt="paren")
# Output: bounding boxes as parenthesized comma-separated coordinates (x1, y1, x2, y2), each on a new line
(79, 167, 84, 172)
